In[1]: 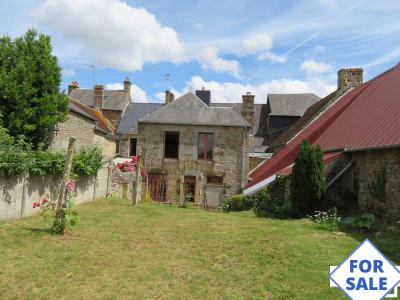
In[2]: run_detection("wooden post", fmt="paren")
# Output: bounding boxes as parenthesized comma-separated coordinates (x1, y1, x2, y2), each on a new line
(134, 163, 140, 206)
(54, 138, 75, 232)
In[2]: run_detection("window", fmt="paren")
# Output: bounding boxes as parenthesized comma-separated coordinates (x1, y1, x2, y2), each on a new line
(129, 138, 137, 156)
(164, 131, 179, 158)
(198, 133, 214, 160)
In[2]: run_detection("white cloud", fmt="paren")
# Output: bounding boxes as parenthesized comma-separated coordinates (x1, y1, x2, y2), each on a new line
(198, 46, 240, 77)
(300, 60, 332, 74)
(175, 75, 335, 103)
(33, 0, 185, 71)
(242, 33, 273, 55)
(257, 52, 287, 63)
(61, 68, 76, 78)
(105, 82, 148, 103)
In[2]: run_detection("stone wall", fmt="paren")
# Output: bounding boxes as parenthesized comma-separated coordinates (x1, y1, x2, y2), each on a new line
(249, 156, 266, 172)
(351, 148, 400, 223)
(119, 133, 138, 158)
(138, 123, 250, 205)
(0, 166, 111, 221)
(93, 132, 117, 157)
(50, 111, 95, 151)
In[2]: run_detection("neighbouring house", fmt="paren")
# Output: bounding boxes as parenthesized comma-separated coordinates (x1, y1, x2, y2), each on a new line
(244, 64, 400, 223)
(134, 92, 253, 207)
(68, 77, 131, 128)
(50, 98, 117, 157)
(116, 102, 163, 157)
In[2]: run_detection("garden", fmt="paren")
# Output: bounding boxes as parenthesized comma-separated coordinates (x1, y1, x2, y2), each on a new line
(1, 197, 399, 299)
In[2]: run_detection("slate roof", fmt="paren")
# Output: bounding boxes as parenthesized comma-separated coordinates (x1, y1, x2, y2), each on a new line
(267, 93, 320, 116)
(116, 102, 163, 134)
(140, 93, 251, 127)
(245, 63, 400, 193)
(69, 89, 129, 111)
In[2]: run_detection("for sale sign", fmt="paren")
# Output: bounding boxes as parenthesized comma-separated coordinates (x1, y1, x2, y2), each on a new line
(330, 239, 400, 299)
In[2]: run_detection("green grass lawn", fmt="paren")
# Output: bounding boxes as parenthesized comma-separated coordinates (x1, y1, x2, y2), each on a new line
(0, 198, 399, 299)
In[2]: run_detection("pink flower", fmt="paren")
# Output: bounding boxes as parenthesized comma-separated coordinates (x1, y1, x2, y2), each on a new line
(117, 163, 122, 169)
(140, 169, 145, 177)
(42, 199, 48, 204)
(33, 202, 37, 208)
(66, 180, 75, 192)
(132, 156, 139, 163)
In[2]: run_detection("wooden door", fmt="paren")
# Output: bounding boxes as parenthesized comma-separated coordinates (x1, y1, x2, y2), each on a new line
(184, 176, 196, 202)
(148, 173, 166, 202)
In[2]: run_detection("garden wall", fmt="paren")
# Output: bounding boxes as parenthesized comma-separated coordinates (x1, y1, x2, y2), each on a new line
(0, 166, 111, 221)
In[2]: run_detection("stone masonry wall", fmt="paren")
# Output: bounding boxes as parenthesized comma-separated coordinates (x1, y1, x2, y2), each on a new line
(93, 132, 117, 157)
(138, 123, 250, 204)
(351, 148, 400, 223)
(119, 133, 138, 158)
(50, 111, 95, 151)
(0, 166, 111, 221)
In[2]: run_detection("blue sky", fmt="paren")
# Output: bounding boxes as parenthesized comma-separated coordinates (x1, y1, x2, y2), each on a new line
(1, 0, 399, 103)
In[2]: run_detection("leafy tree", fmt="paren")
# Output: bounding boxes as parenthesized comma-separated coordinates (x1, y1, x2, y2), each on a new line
(290, 140, 326, 215)
(0, 29, 68, 148)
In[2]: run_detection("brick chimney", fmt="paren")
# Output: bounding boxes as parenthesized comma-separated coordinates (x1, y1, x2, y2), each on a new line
(94, 84, 104, 111)
(337, 68, 363, 90)
(165, 90, 175, 104)
(68, 81, 79, 95)
(124, 76, 131, 95)
(241, 92, 255, 126)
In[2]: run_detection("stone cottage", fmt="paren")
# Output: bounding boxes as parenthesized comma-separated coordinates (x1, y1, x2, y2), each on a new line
(244, 64, 400, 223)
(50, 98, 117, 157)
(135, 92, 253, 207)
(68, 77, 131, 128)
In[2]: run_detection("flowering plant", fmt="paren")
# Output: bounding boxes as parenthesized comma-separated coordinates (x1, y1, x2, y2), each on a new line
(117, 156, 140, 173)
(307, 208, 341, 231)
(33, 179, 79, 234)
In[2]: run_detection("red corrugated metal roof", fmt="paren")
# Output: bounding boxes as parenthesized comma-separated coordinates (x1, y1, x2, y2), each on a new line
(277, 151, 343, 176)
(245, 63, 400, 191)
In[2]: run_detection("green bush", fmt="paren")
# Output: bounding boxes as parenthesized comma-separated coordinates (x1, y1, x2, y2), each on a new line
(72, 147, 105, 178)
(253, 187, 291, 218)
(0, 127, 104, 178)
(29, 151, 66, 176)
(222, 194, 254, 212)
(290, 140, 326, 215)
(342, 213, 376, 230)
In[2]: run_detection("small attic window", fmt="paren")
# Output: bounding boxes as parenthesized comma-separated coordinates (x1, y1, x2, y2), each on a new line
(164, 132, 179, 159)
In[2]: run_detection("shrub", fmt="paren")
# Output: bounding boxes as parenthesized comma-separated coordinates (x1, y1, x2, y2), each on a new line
(290, 140, 326, 216)
(253, 187, 291, 218)
(222, 194, 254, 212)
(72, 147, 105, 177)
(308, 208, 341, 231)
(29, 151, 66, 176)
(342, 213, 376, 230)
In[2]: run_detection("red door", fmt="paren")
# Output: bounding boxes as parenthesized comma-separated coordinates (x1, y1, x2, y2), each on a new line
(148, 173, 166, 202)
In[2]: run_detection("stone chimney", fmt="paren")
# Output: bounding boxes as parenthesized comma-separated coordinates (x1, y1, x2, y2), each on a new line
(337, 68, 363, 90)
(68, 81, 79, 95)
(124, 76, 131, 95)
(94, 84, 104, 111)
(241, 92, 255, 126)
(165, 90, 175, 104)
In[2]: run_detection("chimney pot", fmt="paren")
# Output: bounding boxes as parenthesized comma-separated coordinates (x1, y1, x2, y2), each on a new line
(68, 81, 79, 95)
(337, 68, 363, 90)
